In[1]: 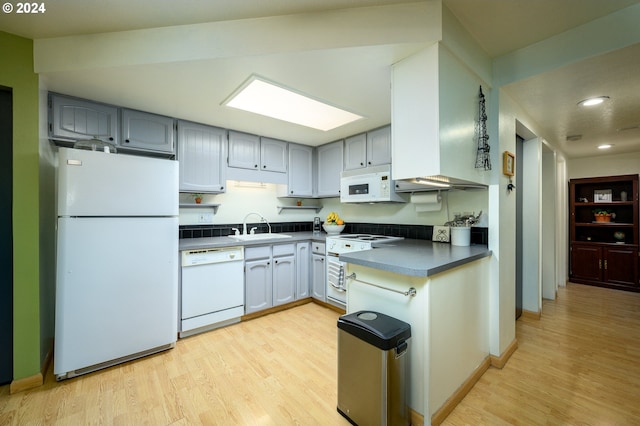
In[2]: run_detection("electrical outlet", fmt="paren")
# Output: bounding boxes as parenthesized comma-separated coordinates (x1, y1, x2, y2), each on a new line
(198, 213, 213, 223)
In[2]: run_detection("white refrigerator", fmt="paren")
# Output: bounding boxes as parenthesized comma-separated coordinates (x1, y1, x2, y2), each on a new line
(54, 147, 179, 380)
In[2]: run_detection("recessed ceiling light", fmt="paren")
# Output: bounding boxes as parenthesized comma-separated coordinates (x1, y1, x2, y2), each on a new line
(577, 96, 610, 107)
(222, 75, 364, 131)
(598, 144, 613, 149)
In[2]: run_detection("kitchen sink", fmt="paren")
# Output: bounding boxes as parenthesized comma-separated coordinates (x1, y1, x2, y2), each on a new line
(229, 233, 292, 241)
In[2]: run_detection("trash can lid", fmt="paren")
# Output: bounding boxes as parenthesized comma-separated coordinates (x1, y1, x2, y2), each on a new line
(337, 311, 411, 350)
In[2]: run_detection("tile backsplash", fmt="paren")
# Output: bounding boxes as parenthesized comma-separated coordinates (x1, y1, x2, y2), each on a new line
(179, 221, 488, 244)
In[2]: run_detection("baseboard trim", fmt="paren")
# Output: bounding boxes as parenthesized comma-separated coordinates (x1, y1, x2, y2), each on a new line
(521, 309, 541, 320)
(311, 299, 346, 314)
(430, 356, 492, 426)
(490, 338, 518, 369)
(410, 408, 424, 426)
(10, 347, 52, 394)
(241, 298, 313, 321)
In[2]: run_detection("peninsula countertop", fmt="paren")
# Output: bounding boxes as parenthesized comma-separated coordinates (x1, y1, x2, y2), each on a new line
(338, 239, 491, 277)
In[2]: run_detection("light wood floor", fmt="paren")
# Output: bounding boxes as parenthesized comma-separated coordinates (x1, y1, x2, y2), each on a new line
(443, 282, 640, 426)
(2, 283, 640, 425)
(0, 303, 350, 425)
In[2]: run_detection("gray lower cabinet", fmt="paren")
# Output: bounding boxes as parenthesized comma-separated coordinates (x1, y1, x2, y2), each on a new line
(177, 120, 226, 193)
(245, 246, 273, 314)
(273, 255, 295, 306)
(120, 108, 175, 155)
(48, 93, 119, 145)
(245, 243, 298, 314)
(311, 242, 326, 301)
(296, 242, 310, 300)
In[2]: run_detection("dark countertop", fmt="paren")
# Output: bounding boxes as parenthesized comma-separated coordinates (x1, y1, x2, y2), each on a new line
(339, 239, 491, 277)
(179, 231, 326, 251)
(179, 233, 490, 278)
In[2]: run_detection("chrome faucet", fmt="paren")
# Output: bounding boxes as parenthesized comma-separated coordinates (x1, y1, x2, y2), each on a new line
(242, 212, 271, 235)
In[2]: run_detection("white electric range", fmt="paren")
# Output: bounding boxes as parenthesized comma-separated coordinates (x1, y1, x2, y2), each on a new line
(325, 234, 403, 308)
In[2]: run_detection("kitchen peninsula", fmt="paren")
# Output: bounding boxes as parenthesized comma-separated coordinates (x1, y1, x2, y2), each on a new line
(342, 239, 492, 425)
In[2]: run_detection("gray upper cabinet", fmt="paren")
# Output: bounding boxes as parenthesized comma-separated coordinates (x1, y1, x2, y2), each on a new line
(316, 140, 343, 197)
(228, 132, 287, 173)
(260, 137, 288, 173)
(177, 120, 227, 193)
(366, 125, 392, 167)
(343, 133, 367, 170)
(343, 126, 391, 170)
(228, 130, 260, 170)
(285, 143, 313, 197)
(120, 109, 175, 154)
(48, 93, 118, 145)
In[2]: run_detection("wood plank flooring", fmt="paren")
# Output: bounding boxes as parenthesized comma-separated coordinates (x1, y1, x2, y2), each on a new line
(443, 283, 640, 426)
(0, 303, 350, 425)
(2, 283, 640, 425)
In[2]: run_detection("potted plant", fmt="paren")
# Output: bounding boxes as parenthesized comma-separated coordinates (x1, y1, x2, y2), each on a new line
(193, 193, 204, 204)
(592, 208, 612, 222)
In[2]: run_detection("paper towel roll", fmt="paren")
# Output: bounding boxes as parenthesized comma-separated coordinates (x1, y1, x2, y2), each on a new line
(411, 193, 442, 212)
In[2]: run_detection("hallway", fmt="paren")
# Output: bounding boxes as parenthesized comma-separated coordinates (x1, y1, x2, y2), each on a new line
(444, 283, 640, 425)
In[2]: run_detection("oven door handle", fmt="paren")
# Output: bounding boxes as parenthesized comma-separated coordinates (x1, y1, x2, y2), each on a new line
(327, 260, 346, 291)
(329, 281, 346, 292)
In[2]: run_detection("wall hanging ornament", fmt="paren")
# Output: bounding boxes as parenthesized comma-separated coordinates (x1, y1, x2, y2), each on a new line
(475, 85, 491, 170)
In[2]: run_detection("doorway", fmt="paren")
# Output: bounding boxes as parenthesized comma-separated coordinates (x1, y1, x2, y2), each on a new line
(0, 87, 13, 384)
(515, 135, 523, 319)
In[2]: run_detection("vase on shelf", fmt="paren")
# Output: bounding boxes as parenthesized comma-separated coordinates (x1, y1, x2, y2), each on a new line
(594, 213, 612, 222)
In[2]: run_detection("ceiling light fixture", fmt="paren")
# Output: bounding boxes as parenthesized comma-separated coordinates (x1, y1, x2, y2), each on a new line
(577, 96, 610, 107)
(222, 75, 364, 131)
(597, 144, 613, 149)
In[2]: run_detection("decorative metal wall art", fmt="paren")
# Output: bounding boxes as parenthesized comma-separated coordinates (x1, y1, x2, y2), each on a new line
(475, 85, 491, 170)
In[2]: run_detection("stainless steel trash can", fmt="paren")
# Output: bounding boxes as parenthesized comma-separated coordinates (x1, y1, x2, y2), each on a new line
(337, 311, 411, 426)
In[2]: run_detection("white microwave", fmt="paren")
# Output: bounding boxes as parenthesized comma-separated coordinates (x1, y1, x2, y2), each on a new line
(340, 164, 405, 203)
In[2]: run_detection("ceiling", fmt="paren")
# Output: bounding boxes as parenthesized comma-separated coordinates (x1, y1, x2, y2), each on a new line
(1, 0, 639, 158)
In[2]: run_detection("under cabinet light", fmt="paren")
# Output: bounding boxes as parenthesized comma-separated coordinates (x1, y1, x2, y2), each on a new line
(412, 177, 451, 188)
(222, 75, 364, 131)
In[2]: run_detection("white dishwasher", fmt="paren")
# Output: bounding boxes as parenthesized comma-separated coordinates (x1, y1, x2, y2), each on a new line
(180, 246, 244, 337)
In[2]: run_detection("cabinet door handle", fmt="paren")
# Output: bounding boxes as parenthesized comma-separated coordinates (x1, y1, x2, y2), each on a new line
(604, 260, 608, 270)
(599, 259, 602, 269)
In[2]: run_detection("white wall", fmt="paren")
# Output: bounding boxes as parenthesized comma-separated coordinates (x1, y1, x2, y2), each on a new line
(180, 182, 489, 229)
(568, 152, 640, 179)
(521, 138, 541, 313)
(541, 145, 556, 300)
